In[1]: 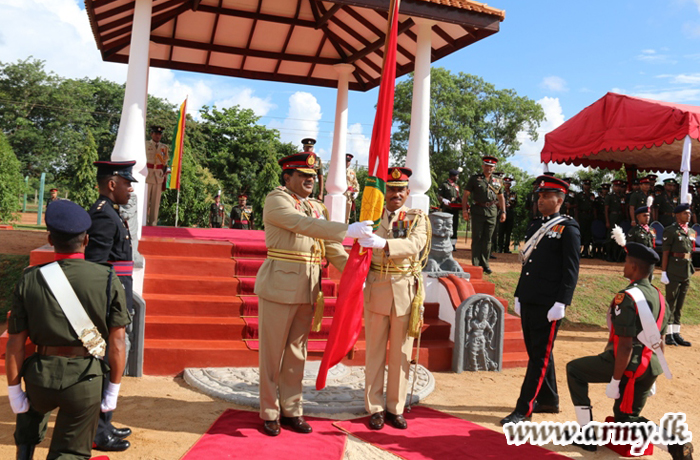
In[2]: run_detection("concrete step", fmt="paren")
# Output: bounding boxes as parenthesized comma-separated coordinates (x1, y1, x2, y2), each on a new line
(502, 351, 529, 369)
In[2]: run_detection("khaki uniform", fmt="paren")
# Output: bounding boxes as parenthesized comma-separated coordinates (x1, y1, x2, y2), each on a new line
(145, 139, 169, 225)
(10, 259, 131, 459)
(364, 206, 428, 415)
(345, 168, 360, 223)
(253, 187, 348, 421)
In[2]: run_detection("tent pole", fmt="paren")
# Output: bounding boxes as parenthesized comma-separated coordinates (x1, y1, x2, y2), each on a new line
(681, 135, 692, 204)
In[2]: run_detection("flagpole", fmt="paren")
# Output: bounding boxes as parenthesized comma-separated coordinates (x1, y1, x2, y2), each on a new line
(175, 189, 180, 227)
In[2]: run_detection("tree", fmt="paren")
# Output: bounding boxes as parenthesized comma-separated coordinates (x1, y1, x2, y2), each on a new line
(0, 133, 22, 222)
(69, 131, 99, 208)
(391, 68, 545, 204)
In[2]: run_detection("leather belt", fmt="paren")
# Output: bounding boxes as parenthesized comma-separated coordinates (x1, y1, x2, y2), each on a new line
(672, 252, 691, 259)
(474, 200, 497, 207)
(234, 220, 249, 224)
(37, 345, 90, 358)
(146, 163, 165, 170)
(267, 249, 321, 265)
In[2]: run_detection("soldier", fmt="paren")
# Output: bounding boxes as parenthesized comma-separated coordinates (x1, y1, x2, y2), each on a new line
(85, 160, 137, 452)
(357, 167, 428, 431)
(630, 177, 652, 224)
(438, 168, 462, 250)
(655, 179, 679, 227)
(462, 156, 506, 275)
(46, 188, 61, 208)
(209, 193, 225, 228)
(627, 206, 656, 248)
(692, 182, 700, 224)
(7, 200, 130, 460)
(145, 125, 170, 226)
(254, 152, 372, 436)
(345, 153, 360, 224)
(498, 177, 517, 253)
(301, 138, 324, 200)
(230, 194, 254, 230)
(575, 179, 595, 258)
(661, 204, 695, 347)
(566, 243, 693, 460)
(501, 175, 580, 425)
(605, 180, 625, 262)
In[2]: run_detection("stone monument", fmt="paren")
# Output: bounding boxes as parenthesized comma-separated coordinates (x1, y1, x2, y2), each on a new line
(424, 212, 466, 276)
(453, 294, 505, 373)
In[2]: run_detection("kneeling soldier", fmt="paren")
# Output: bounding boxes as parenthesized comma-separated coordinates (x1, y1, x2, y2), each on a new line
(7, 200, 130, 460)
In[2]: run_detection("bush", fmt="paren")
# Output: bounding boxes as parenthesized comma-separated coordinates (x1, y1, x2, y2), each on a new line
(0, 133, 23, 222)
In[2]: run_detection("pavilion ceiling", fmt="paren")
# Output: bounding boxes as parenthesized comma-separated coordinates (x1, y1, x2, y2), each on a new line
(85, 0, 504, 91)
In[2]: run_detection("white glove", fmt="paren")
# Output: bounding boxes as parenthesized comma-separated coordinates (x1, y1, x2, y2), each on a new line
(513, 297, 521, 317)
(347, 220, 374, 239)
(358, 234, 387, 249)
(649, 382, 656, 397)
(661, 271, 670, 285)
(606, 378, 621, 399)
(546, 302, 566, 322)
(7, 384, 29, 414)
(101, 382, 121, 413)
(441, 198, 450, 206)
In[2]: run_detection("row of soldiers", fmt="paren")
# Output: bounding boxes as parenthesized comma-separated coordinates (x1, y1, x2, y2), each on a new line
(209, 193, 255, 229)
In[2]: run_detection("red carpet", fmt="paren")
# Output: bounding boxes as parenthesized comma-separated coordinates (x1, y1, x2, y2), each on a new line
(333, 406, 570, 460)
(180, 409, 347, 460)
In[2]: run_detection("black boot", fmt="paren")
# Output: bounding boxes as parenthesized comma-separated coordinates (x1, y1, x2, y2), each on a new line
(674, 333, 692, 347)
(666, 334, 678, 346)
(16, 444, 35, 460)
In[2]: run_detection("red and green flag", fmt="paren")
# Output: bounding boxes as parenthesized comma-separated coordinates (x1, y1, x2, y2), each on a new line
(316, 0, 401, 390)
(167, 97, 187, 190)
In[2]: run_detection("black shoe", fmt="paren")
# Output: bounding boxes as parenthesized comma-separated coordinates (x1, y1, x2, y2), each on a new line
(669, 441, 694, 460)
(385, 412, 407, 429)
(674, 333, 692, 347)
(111, 426, 132, 439)
(532, 401, 560, 414)
(500, 411, 531, 425)
(93, 434, 131, 452)
(369, 412, 385, 430)
(484, 268, 493, 275)
(572, 441, 597, 452)
(16, 444, 35, 460)
(490, 254, 497, 259)
(280, 416, 313, 433)
(263, 420, 281, 437)
(666, 335, 679, 346)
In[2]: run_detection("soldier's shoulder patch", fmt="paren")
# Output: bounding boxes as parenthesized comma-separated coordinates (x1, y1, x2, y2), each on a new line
(406, 208, 424, 216)
(614, 293, 626, 305)
(691, 229, 697, 238)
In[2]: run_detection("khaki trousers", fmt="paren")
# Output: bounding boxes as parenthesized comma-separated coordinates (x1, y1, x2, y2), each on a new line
(147, 180, 163, 226)
(364, 306, 414, 415)
(258, 298, 312, 421)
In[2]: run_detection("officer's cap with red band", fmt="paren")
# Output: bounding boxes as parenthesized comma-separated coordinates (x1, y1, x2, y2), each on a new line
(482, 156, 498, 166)
(387, 167, 412, 187)
(535, 175, 569, 194)
(278, 152, 319, 175)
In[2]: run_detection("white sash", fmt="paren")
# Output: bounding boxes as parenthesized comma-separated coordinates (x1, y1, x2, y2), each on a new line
(625, 287, 672, 379)
(39, 262, 106, 358)
(519, 216, 567, 265)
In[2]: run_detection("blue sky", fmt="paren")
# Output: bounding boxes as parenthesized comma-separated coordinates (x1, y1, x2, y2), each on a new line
(1, 0, 699, 175)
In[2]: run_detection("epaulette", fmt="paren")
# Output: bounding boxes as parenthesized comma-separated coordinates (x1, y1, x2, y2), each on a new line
(406, 209, 424, 216)
(96, 200, 106, 211)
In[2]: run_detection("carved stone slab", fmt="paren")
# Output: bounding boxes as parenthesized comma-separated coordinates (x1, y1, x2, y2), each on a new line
(184, 362, 435, 414)
(452, 294, 505, 373)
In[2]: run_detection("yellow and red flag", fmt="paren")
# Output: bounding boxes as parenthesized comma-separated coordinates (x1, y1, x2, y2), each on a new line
(167, 97, 187, 190)
(316, 0, 401, 390)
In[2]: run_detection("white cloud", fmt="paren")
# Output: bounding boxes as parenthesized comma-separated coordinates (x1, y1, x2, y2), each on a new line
(269, 91, 322, 148)
(510, 97, 579, 176)
(147, 68, 213, 118)
(631, 89, 700, 103)
(347, 123, 371, 167)
(215, 88, 276, 116)
(540, 76, 568, 93)
(636, 49, 677, 64)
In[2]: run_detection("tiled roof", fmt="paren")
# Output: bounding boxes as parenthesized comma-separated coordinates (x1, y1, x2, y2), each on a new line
(419, 0, 506, 20)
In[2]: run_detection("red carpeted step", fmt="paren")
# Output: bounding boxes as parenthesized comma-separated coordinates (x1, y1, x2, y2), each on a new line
(503, 331, 525, 352)
(146, 316, 246, 340)
(144, 274, 239, 296)
(459, 263, 483, 280)
(234, 258, 330, 278)
(231, 240, 268, 258)
(495, 297, 510, 309)
(145, 255, 235, 277)
(469, 279, 495, 295)
(237, 277, 337, 297)
(502, 351, 529, 369)
(423, 302, 440, 318)
(143, 339, 259, 375)
(504, 313, 521, 332)
(144, 294, 243, 317)
(139, 238, 234, 259)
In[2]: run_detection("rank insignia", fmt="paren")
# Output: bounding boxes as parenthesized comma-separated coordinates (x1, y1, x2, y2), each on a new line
(614, 293, 625, 305)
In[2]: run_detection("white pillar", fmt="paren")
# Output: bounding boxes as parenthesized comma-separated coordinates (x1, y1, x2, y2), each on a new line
(405, 19, 434, 213)
(324, 63, 355, 222)
(111, 0, 152, 296)
(680, 135, 692, 203)
(111, 0, 152, 240)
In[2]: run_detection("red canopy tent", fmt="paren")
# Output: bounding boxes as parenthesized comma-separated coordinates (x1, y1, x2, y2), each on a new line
(541, 92, 700, 174)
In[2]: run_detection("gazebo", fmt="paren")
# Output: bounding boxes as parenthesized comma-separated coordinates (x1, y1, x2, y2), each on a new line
(541, 92, 700, 199)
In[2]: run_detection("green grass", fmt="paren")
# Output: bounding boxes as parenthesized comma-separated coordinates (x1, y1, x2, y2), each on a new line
(0, 255, 29, 322)
(490, 271, 700, 329)
(12, 224, 47, 231)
